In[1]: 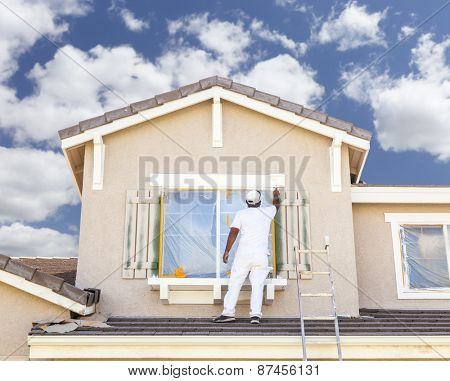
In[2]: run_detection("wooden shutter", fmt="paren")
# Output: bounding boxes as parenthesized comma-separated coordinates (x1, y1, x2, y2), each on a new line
(122, 189, 161, 279)
(275, 190, 311, 279)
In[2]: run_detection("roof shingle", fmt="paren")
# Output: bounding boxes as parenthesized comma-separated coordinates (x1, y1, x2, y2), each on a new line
(58, 76, 372, 141)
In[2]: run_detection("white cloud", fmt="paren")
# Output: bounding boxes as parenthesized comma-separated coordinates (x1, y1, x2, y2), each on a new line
(341, 34, 450, 161)
(0, 146, 78, 223)
(398, 25, 415, 40)
(314, 1, 387, 51)
(274, 0, 308, 12)
(119, 8, 149, 32)
(0, 13, 322, 144)
(237, 54, 324, 107)
(168, 13, 252, 68)
(0, 223, 78, 257)
(0, 0, 91, 81)
(250, 19, 307, 57)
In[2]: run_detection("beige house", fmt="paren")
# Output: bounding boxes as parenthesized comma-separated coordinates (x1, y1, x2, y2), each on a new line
(1, 76, 450, 360)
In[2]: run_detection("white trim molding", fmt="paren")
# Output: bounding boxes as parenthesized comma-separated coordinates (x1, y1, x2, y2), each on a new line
(0, 269, 95, 315)
(329, 137, 342, 192)
(28, 335, 450, 360)
(92, 134, 105, 190)
(352, 187, 450, 204)
(211, 91, 223, 147)
(385, 213, 450, 299)
(148, 277, 287, 305)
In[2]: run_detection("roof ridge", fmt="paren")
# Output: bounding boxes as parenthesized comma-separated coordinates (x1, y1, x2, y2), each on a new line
(58, 75, 372, 141)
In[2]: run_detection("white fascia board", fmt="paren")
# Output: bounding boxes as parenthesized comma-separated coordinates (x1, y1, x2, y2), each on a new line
(28, 335, 450, 360)
(352, 187, 450, 204)
(144, 173, 286, 190)
(384, 213, 450, 224)
(61, 88, 216, 149)
(0, 269, 95, 316)
(61, 86, 370, 152)
(62, 148, 82, 198)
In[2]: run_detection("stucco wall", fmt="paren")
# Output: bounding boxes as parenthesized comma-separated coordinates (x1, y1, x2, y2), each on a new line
(76, 100, 359, 317)
(0, 282, 69, 360)
(353, 203, 450, 309)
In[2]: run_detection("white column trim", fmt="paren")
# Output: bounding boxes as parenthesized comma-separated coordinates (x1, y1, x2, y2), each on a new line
(329, 137, 342, 192)
(92, 135, 105, 190)
(212, 92, 223, 147)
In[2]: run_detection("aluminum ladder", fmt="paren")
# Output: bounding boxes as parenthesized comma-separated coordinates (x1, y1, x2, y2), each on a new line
(295, 237, 343, 361)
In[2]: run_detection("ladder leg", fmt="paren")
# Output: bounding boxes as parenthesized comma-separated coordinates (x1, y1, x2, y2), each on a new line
(326, 246, 343, 361)
(295, 251, 307, 361)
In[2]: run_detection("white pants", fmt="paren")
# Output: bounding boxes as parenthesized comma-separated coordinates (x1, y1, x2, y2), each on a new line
(222, 252, 270, 318)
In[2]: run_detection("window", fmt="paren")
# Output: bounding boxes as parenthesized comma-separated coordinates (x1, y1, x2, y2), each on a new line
(159, 189, 276, 278)
(385, 213, 450, 299)
(400, 225, 450, 289)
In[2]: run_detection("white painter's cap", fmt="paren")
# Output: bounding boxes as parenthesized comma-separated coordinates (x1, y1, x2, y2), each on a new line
(246, 190, 261, 205)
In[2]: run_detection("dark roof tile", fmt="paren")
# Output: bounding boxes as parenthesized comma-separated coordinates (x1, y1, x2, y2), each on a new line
(31, 271, 65, 292)
(300, 107, 327, 123)
(350, 125, 373, 140)
(216, 77, 232, 88)
(199, 76, 218, 89)
(16, 257, 77, 285)
(179, 82, 202, 97)
(230, 82, 255, 97)
(0, 255, 97, 308)
(155, 89, 182, 105)
(325, 116, 352, 132)
(57, 282, 89, 306)
(105, 106, 133, 123)
(0, 253, 10, 269)
(30, 309, 450, 336)
(58, 77, 372, 142)
(5, 260, 36, 280)
(277, 99, 303, 114)
(130, 97, 158, 113)
(79, 115, 107, 132)
(58, 125, 81, 140)
(252, 90, 280, 106)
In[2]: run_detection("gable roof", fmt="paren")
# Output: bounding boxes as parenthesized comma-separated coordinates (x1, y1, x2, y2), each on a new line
(58, 76, 372, 141)
(0, 254, 98, 315)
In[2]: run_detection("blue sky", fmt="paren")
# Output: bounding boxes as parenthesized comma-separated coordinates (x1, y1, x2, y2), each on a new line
(0, 0, 449, 256)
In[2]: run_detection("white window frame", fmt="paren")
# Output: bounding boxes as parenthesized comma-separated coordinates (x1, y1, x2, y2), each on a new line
(146, 173, 288, 304)
(385, 213, 450, 299)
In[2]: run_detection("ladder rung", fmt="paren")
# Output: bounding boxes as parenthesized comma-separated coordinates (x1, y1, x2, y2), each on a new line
(301, 293, 333, 297)
(303, 316, 335, 320)
(297, 250, 327, 255)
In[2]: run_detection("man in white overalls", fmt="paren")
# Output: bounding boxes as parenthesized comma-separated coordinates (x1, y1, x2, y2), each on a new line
(213, 188, 280, 324)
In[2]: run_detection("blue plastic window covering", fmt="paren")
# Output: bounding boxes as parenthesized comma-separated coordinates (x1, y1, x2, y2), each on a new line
(161, 190, 274, 278)
(400, 225, 450, 289)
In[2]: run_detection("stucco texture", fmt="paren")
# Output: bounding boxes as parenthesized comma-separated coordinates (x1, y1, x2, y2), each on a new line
(76, 100, 359, 317)
(353, 203, 450, 309)
(0, 282, 69, 360)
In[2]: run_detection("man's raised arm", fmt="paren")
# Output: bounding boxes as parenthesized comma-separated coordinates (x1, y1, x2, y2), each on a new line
(273, 187, 281, 210)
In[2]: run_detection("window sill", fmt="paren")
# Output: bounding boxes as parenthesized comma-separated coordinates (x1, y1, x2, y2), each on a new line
(397, 289, 450, 300)
(148, 277, 287, 305)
